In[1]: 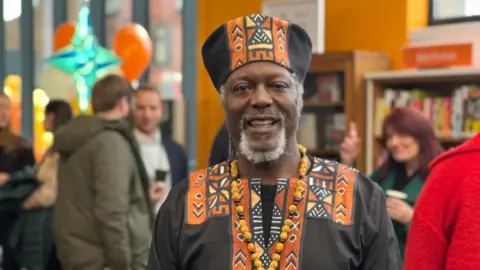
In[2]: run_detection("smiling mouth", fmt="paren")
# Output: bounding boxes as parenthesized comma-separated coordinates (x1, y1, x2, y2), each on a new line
(247, 119, 279, 127)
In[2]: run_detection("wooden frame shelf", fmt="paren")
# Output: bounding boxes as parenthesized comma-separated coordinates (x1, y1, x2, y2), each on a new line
(298, 51, 390, 172)
(365, 67, 480, 174)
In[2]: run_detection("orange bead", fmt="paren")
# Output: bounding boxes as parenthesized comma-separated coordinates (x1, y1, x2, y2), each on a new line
(289, 205, 297, 213)
(294, 192, 302, 200)
(247, 243, 255, 252)
(254, 260, 262, 268)
(284, 219, 293, 226)
(282, 225, 290, 232)
(244, 232, 252, 240)
(236, 205, 244, 213)
(241, 226, 249, 234)
(280, 232, 288, 240)
(239, 220, 247, 226)
(231, 181, 239, 188)
(276, 243, 284, 252)
(251, 253, 259, 261)
(272, 253, 281, 261)
(270, 261, 279, 269)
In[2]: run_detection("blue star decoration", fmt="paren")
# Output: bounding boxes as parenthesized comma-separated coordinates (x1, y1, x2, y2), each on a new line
(45, 1, 121, 113)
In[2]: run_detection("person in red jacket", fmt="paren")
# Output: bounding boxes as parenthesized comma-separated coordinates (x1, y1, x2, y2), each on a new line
(404, 133, 480, 270)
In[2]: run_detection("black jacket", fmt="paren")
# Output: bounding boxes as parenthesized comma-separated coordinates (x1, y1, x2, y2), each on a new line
(208, 124, 229, 166)
(0, 167, 58, 270)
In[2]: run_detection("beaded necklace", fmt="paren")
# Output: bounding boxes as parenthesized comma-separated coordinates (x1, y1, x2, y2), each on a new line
(230, 144, 308, 270)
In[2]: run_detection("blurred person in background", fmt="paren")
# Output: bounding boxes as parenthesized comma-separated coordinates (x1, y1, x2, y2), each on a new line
(340, 107, 444, 259)
(6, 100, 73, 270)
(133, 84, 187, 214)
(52, 75, 153, 270)
(404, 133, 480, 269)
(0, 92, 36, 270)
(23, 99, 73, 209)
(208, 123, 229, 166)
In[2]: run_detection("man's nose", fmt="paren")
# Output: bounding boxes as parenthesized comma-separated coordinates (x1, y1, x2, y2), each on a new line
(250, 86, 273, 109)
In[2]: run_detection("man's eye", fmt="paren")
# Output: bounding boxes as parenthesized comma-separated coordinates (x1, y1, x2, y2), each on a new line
(271, 84, 287, 90)
(234, 85, 250, 92)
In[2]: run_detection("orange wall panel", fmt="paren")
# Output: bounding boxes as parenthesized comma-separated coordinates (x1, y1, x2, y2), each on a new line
(195, 0, 428, 168)
(196, 0, 262, 169)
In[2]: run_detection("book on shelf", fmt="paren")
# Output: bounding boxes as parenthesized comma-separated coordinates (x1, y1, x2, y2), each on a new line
(298, 112, 345, 153)
(374, 86, 480, 140)
(304, 73, 343, 104)
(299, 72, 345, 156)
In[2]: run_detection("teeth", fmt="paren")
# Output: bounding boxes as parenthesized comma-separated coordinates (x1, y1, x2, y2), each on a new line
(250, 120, 274, 126)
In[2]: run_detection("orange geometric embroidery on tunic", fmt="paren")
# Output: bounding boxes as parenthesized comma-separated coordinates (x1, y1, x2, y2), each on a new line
(185, 158, 358, 269)
(332, 164, 356, 225)
(186, 163, 231, 225)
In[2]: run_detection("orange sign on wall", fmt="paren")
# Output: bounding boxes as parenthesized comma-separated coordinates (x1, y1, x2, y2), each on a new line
(402, 43, 472, 69)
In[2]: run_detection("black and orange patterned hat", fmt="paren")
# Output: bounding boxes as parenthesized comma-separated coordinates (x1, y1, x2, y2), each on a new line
(202, 14, 313, 91)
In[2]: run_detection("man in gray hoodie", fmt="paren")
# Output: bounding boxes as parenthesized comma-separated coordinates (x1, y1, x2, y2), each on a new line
(52, 75, 153, 270)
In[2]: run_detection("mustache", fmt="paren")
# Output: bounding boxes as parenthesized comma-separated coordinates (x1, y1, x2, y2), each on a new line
(240, 108, 285, 128)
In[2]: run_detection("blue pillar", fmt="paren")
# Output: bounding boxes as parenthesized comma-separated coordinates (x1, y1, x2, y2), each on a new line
(53, 0, 68, 29)
(20, 0, 35, 140)
(182, 0, 198, 172)
(90, 0, 106, 46)
(0, 0, 5, 85)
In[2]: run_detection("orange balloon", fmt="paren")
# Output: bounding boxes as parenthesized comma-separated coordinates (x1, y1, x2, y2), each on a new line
(113, 23, 152, 82)
(54, 22, 76, 52)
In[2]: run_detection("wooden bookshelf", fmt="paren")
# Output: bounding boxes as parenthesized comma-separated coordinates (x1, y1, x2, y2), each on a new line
(298, 51, 390, 172)
(364, 67, 480, 174)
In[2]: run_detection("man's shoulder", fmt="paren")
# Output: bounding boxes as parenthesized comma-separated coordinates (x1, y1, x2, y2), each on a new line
(307, 157, 384, 224)
(162, 135, 186, 153)
(91, 129, 129, 146)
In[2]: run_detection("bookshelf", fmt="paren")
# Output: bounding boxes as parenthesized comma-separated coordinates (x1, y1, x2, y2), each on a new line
(298, 51, 390, 172)
(365, 67, 480, 174)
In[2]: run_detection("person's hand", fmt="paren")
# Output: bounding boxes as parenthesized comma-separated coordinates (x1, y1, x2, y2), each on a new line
(150, 182, 165, 202)
(386, 197, 414, 225)
(0, 173, 10, 185)
(339, 122, 361, 164)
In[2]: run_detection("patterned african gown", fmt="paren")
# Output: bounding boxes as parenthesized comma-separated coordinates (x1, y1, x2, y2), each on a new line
(147, 156, 402, 270)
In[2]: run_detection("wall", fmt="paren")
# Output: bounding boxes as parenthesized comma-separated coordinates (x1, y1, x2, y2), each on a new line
(196, 0, 262, 168)
(195, 0, 428, 168)
(325, 0, 428, 68)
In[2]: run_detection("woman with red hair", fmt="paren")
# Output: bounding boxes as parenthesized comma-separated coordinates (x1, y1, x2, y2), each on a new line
(340, 107, 444, 259)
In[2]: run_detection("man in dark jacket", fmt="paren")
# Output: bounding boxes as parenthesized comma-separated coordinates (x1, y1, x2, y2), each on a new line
(133, 84, 187, 214)
(52, 75, 153, 270)
(208, 123, 229, 166)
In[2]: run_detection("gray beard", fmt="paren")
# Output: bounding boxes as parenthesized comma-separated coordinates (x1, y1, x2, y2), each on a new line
(238, 125, 287, 164)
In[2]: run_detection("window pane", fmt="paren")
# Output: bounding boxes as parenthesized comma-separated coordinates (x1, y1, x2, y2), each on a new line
(106, 0, 132, 48)
(150, 0, 183, 100)
(432, 0, 480, 20)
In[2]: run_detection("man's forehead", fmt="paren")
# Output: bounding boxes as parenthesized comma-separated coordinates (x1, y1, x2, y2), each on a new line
(135, 91, 162, 105)
(226, 62, 294, 83)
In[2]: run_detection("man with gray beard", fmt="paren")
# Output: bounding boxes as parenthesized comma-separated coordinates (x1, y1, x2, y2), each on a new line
(148, 14, 401, 270)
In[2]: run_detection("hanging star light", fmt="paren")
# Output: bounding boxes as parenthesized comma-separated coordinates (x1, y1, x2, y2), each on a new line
(45, 1, 121, 113)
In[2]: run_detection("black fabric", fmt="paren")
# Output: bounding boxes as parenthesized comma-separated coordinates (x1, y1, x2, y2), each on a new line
(208, 124, 229, 166)
(201, 14, 313, 91)
(391, 163, 417, 191)
(261, 185, 277, 244)
(0, 167, 60, 270)
(161, 135, 188, 186)
(147, 162, 403, 269)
